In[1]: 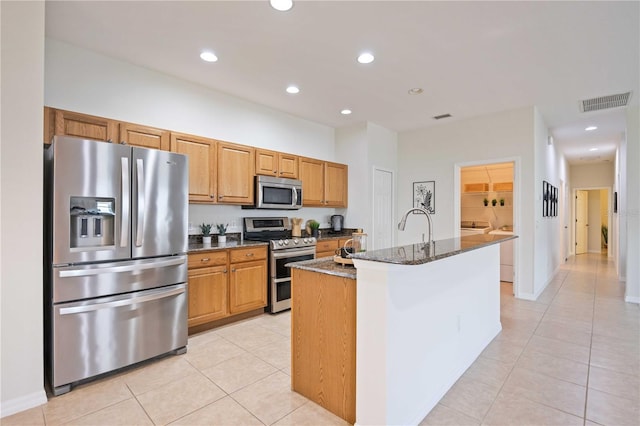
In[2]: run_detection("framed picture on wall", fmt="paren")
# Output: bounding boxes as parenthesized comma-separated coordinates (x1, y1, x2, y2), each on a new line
(413, 181, 435, 214)
(614, 191, 618, 213)
(542, 181, 549, 217)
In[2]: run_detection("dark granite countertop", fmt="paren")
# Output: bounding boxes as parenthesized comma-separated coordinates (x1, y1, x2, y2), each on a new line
(287, 256, 357, 279)
(188, 240, 268, 253)
(349, 234, 517, 265)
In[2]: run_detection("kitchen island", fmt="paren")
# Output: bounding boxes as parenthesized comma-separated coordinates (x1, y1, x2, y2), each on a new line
(288, 233, 516, 425)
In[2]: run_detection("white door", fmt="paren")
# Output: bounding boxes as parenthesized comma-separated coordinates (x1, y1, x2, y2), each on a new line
(576, 190, 588, 254)
(373, 168, 393, 249)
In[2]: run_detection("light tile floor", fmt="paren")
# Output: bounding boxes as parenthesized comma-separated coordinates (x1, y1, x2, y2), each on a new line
(4, 253, 639, 425)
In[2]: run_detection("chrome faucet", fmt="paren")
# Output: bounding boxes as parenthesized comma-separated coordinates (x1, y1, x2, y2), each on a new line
(398, 207, 434, 250)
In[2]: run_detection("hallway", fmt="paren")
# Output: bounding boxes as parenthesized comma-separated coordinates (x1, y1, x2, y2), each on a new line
(423, 253, 640, 425)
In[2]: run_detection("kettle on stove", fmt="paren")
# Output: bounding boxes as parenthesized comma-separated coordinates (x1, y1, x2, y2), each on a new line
(330, 215, 344, 232)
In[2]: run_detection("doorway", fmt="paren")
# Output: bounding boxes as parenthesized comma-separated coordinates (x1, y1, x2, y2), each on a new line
(372, 167, 394, 250)
(574, 188, 611, 256)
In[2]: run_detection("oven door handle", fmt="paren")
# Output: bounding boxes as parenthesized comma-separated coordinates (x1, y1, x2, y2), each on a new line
(271, 247, 316, 259)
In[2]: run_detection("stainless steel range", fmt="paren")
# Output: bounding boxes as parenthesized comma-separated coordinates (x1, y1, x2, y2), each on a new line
(243, 217, 316, 313)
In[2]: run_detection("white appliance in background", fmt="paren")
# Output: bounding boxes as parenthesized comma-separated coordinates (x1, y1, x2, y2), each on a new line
(44, 136, 189, 395)
(460, 220, 492, 236)
(489, 229, 514, 282)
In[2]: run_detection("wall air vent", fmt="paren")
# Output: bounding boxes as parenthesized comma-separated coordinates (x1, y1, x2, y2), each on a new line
(433, 113, 452, 120)
(580, 92, 631, 112)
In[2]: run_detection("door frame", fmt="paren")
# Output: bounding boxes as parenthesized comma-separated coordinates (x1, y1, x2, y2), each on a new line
(372, 165, 395, 250)
(454, 157, 521, 296)
(571, 186, 613, 258)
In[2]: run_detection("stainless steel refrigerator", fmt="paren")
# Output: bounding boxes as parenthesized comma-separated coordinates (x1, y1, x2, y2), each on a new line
(44, 136, 189, 395)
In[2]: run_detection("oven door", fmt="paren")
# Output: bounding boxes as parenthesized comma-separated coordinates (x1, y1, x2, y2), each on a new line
(270, 246, 315, 313)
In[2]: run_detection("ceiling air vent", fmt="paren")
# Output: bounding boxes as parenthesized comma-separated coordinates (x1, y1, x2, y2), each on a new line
(433, 113, 452, 120)
(580, 92, 631, 112)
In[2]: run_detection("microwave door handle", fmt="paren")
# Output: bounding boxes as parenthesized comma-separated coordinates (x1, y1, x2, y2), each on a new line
(120, 157, 129, 247)
(292, 186, 298, 206)
(135, 158, 145, 247)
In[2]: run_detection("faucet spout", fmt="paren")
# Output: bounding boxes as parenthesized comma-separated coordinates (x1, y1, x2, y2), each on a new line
(397, 207, 434, 246)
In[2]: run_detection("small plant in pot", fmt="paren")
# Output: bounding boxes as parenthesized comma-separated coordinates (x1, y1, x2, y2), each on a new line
(499, 198, 505, 206)
(483, 198, 489, 206)
(491, 199, 498, 206)
(200, 223, 212, 245)
(309, 220, 320, 237)
(216, 223, 228, 243)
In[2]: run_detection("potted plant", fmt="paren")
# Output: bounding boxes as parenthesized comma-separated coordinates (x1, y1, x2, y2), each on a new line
(483, 198, 489, 206)
(499, 198, 505, 206)
(216, 223, 228, 243)
(491, 199, 497, 206)
(309, 220, 320, 238)
(200, 223, 212, 245)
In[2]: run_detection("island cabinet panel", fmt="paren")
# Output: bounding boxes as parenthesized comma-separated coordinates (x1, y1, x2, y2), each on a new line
(119, 123, 170, 150)
(188, 265, 228, 327)
(171, 132, 217, 203)
(53, 109, 118, 143)
(299, 156, 325, 206)
(217, 142, 255, 205)
(291, 268, 356, 424)
(229, 259, 267, 314)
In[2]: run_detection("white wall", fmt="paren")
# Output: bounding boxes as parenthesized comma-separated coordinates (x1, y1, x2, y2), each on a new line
(0, 1, 49, 417)
(45, 39, 348, 231)
(571, 163, 615, 188)
(398, 107, 544, 299)
(335, 121, 398, 246)
(624, 106, 639, 303)
(533, 107, 569, 294)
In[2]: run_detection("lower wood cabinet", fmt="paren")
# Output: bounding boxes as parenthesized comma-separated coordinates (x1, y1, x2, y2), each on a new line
(187, 246, 267, 329)
(316, 239, 339, 259)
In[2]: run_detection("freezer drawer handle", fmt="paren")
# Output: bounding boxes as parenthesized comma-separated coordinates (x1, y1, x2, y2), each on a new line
(121, 157, 130, 247)
(59, 287, 185, 315)
(58, 257, 185, 278)
(136, 158, 145, 247)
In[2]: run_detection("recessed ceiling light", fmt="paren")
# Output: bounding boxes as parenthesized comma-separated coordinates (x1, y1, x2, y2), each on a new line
(199, 51, 218, 62)
(270, 0, 293, 11)
(589, 148, 599, 151)
(357, 52, 375, 64)
(341, 109, 352, 115)
(408, 88, 424, 95)
(585, 126, 598, 131)
(286, 85, 299, 94)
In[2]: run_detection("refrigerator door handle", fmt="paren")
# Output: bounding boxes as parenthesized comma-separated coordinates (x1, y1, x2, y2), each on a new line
(58, 256, 185, 278)
(136, 158, 145, 247)
(59, 286, 185, 315)
(120, 157, 130, 247)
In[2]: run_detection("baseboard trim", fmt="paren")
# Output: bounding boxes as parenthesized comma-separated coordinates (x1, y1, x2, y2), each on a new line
(624, 295, 640, 304)
(0, 389, 47, 418)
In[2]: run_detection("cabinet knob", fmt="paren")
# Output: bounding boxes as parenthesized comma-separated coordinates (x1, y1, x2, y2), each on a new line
(274, 171, 277, 174)
(201, 258, 210, 262)
(223, 269, 227, 273)
(232, 268, 236, 272)
(218, 195, 223, 200)
(210, 194, 215, 199)
(246, 252, 254, 257)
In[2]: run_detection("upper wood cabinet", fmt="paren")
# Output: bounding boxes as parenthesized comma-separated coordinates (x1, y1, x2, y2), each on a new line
(217, 142, 255, 205)
(51, 109, 118, 143)
(324, 162, 348, 207)
(171, 132, 217, 203)
(299, 157, 348, 207)
(255, 149, 299, 179)
(299, 157, 325, 206)
(119, 123, 170, 150)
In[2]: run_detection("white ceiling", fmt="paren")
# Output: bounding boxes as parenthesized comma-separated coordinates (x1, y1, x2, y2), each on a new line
(45, 1, 639, 165)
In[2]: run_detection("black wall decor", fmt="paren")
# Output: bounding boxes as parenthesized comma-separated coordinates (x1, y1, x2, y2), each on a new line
(543, 181, 558, 217)
(614, 191, 618, 213)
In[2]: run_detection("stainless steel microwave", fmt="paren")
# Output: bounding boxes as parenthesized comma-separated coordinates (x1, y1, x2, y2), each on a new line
(254, 175, 302, 210)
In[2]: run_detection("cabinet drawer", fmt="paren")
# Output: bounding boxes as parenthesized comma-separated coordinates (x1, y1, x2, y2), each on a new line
(188, 251, 228, 269)
(316, 240, 339, 253)
(230, 246, 267, 263)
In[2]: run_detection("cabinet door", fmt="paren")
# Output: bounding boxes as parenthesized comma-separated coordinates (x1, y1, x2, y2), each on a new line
(171, 132, 217, 203)
(255, 149, 278, 176)
(279, 153, 299, 179)
(119, 123, 170, 151)
(44, 107, 55, 144)
(299, 157, 325, 206)
(229, 260, 267, 314)
(217, 142, 255, 204)
(54, 109, 118, 142)
(187, 265, 229, 327)
(324, 162, 348, 207)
